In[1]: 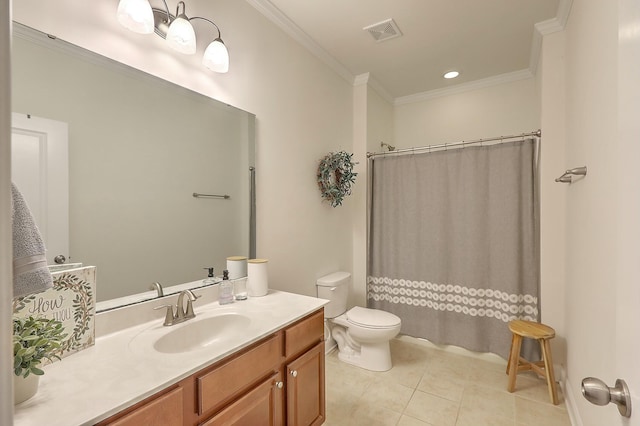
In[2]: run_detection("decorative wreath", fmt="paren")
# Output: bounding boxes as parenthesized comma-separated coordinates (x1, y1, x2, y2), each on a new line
(317, 151, 357, 208)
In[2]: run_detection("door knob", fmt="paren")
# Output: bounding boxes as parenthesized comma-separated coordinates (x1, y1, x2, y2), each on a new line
(275, 381, 283, 389)
(581, 377, 631, 418)
(54, 254, 66, 264)
(290, 370, 298, 377)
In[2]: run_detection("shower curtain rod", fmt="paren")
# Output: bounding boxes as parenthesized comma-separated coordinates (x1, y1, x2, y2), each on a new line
(367, 129, 541, 158)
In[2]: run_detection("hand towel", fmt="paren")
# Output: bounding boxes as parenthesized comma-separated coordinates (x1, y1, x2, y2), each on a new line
(12, 182, 53, 298)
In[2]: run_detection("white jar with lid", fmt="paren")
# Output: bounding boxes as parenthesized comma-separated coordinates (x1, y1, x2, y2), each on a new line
(247, 258, 268, 297)
(226, 256, 248, 279)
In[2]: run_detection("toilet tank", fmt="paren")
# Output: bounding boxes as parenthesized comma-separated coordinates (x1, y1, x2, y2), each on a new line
(316, 271, 350, 318)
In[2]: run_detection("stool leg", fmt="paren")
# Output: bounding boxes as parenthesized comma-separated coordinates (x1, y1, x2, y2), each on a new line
(506, 333, 515, 375)
(540, 338, 559, 405)
(507, 334, 522, 392)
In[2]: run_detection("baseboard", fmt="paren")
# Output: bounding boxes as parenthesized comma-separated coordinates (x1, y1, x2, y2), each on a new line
(562, 374, 583, 426)
(324, 337, 337, 354)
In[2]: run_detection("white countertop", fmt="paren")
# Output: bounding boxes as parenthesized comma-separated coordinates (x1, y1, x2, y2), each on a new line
(14, 290, 327, 426)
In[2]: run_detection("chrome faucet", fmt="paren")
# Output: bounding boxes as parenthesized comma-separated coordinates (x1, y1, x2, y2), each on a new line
(149, 281, 164, 298)
(154, 289, 201, 326)
(176, 289, 199, 321)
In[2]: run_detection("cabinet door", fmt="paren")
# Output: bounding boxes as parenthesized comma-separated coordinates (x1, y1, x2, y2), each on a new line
(286, 342, 325, 426)
(200, 373, 284, 426)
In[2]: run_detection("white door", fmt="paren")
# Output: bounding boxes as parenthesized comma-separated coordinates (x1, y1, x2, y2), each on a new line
(613, 0, 640, 423)
(582, 1, 640, 423)
(11, 112, 69, 265)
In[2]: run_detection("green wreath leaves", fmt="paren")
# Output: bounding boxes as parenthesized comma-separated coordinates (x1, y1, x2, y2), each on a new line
(317, 151, 358, 208)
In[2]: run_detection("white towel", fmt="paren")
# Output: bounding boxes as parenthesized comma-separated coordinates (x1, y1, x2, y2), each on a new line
(12, 183, 53, 298)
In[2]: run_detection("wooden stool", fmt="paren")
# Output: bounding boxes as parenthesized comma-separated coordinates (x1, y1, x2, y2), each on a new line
(506, 320, 559, 405)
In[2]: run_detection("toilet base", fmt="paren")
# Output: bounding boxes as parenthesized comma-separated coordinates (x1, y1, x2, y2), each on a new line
(337, 340, 393, 372)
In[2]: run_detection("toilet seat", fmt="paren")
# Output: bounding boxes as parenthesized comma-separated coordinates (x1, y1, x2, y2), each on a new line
(346, 307, 401, 330)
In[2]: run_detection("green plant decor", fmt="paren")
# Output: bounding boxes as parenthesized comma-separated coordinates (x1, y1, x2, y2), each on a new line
(13, 316, 67, 378)
(317, 151, 358, 207)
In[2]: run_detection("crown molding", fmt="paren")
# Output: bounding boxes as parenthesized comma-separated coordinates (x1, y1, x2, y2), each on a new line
(353, 73, 369, 86)
(394, 69, 533, 106)
(247, 0, 573, 105)
(366, 75, 394, 104)
(246, 0, 354, 85)
(529, 0, 573, 75)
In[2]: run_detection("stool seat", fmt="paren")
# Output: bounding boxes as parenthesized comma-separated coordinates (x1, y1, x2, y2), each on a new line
(509, 320, 555, 340)
(506, 319, 559, 405)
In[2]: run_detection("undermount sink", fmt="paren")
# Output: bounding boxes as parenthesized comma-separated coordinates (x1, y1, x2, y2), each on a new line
(152, 313, 251, 354)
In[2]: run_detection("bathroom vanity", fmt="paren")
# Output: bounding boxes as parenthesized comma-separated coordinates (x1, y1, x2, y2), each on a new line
(13, 290, 327, 426)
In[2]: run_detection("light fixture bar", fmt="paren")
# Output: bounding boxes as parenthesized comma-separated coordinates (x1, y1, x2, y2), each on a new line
(117, 0, 230, 73)
(151, 7, 175, 38)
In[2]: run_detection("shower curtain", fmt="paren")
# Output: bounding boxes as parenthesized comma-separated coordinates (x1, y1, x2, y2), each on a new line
(367, 139, 539, 359)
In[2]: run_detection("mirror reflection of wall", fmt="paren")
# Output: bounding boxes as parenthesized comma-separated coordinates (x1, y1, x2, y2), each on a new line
(11, 25, 255, 303)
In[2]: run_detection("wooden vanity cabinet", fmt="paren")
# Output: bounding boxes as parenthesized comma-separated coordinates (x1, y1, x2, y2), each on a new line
(97, 308, 324, 426)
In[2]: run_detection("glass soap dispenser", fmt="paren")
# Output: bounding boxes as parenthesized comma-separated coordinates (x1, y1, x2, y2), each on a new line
(203, 267, 216, 285)
(219, 269, 234, 305)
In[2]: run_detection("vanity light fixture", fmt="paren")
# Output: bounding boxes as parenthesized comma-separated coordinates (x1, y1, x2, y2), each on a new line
(116, 0, 230, 73)
(443, 70, 460, 79)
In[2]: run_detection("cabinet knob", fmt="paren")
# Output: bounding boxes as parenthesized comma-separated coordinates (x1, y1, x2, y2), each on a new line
(290, 370, 298, 378)
(275, 381, 283, 389)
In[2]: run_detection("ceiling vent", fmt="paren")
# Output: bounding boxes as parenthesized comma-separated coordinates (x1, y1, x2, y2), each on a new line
(363, 18, 402, 42)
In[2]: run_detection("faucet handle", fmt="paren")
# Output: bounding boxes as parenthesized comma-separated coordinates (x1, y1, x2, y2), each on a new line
(184, 293, 201, 319)
(154, 304, 175, 326)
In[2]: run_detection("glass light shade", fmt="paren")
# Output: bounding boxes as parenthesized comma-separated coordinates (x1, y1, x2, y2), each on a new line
(166, 16, 197, 54)
(117, 0, 154, 34)
(202, 39, 229, 73)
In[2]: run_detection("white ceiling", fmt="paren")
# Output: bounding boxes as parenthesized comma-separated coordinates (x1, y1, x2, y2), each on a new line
(247, 0, 564, 101)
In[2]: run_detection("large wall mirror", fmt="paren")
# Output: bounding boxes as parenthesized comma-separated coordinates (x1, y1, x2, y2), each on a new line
(11, 23, 256, 310)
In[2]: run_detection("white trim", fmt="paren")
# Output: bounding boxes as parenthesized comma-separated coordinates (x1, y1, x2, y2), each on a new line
(245, 0, 354, 85)
(353, 73, 394, 103)
(366, 74, 394, 103)
(529, 0, 573, 76)
(394, 69, 533, 106)
(556, 0, 574, 29)
(353, 73, 369, 86)
(1, 0, 13, 422)
(562, 374, 583, 426)
(248, 0, 574, 104)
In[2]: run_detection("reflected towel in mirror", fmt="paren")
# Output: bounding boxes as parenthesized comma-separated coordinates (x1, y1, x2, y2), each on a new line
(11, 183, 53, 298)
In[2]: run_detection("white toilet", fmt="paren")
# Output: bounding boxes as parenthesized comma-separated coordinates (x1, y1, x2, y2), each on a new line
(317, 271, 401, 372)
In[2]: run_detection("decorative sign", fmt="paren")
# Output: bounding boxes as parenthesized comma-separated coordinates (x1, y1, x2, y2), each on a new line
(13, 266, 96, 361)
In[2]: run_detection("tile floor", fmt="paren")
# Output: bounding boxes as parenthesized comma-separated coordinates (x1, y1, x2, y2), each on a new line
(324, 337, 572, 426)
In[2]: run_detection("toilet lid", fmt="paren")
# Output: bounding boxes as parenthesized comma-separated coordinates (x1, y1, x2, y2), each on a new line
(346, 307, 401, 329)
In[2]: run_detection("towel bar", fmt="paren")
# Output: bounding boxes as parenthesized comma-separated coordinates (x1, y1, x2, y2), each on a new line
(192, 192, 230, 199)
(555, 166, 587, 183)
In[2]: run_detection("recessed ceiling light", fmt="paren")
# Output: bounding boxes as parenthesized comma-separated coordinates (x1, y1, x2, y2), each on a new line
(443, 71, 460, 79)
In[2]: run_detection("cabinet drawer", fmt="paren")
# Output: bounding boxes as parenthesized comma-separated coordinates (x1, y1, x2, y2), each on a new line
(197, 333, 282, 415)
(101, 387, 183, 426)
(285, 309, 324, 360)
